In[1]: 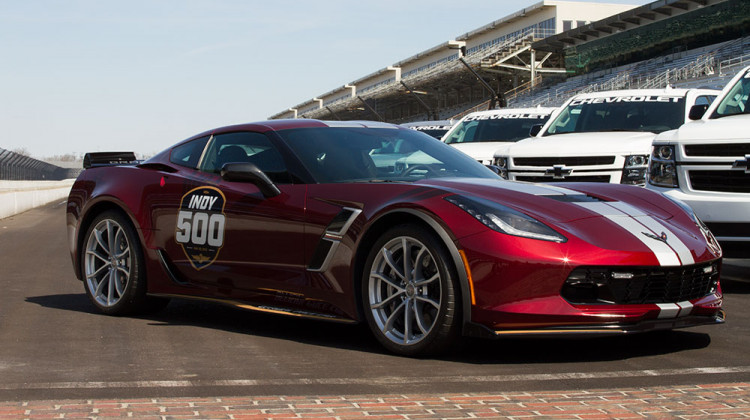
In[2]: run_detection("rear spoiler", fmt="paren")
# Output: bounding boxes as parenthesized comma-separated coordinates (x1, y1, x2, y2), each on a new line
(83, 152, 141, 169)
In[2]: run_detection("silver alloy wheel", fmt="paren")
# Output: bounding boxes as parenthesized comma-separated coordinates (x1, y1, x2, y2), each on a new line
(84, 218, 131, 307)
(368, 236, 442, 346)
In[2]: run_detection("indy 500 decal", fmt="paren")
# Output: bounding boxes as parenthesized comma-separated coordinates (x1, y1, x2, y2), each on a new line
(176, 186, 226, 270)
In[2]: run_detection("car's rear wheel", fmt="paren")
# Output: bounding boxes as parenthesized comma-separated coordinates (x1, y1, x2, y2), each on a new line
(82, 210, 155, 315)
(362, 225, 461, 356)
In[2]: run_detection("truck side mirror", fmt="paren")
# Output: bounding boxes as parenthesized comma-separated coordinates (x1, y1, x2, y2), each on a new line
(689, 104, 709, 120)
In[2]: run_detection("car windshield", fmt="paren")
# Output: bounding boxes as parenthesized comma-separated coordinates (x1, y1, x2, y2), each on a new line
(444, 114, 550, 144)
(543, 95, 685, 135)
(711, 70, 750, 118)
(277, 126, 498, 183)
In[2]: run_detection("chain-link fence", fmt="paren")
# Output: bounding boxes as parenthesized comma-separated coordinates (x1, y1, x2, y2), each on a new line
(0, 148, 80, 180)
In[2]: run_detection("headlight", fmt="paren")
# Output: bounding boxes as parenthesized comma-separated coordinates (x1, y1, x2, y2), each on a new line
(445, 195, 567, 243)
(493, 157, 508, 179)
(648, 145, 677, 188)
(621, 154, 649, 185)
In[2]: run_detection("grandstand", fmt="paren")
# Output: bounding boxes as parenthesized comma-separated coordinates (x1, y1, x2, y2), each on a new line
(270, 0, 748, 123)
(269, 1, 634, 122)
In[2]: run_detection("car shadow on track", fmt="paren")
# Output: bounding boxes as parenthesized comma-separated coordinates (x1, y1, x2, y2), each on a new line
(721, 279, 750, 294)
(27, 293, 713, 364)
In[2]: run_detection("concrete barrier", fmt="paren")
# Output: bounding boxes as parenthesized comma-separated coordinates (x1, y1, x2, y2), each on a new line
(0, 180, 75, 220)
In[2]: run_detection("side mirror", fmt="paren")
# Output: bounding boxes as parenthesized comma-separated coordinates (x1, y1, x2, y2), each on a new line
(529, 124, 543, 137)
(689, 104, 709, 120)
(221, 163, 281, 198)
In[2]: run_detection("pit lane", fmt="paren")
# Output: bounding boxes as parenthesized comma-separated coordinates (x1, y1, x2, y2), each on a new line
(0, 201, 748, 401)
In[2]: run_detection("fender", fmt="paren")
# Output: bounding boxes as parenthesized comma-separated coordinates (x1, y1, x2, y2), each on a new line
(365, 207, 474, 328)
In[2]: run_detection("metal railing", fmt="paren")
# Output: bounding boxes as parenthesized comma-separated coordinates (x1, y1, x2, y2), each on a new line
(719, 52, 750, 75)
(0, 148, 77, 180)
(301, 26, 555, 120)
(516, 50, 721, 108)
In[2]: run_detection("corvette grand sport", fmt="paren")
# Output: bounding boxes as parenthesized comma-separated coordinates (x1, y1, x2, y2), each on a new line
(67, 119, 725, 356)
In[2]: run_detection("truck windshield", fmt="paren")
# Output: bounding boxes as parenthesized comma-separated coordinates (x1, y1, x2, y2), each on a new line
(544, 96, 685, 135)
(711, 70, 750, 118)
(444, 114, 550, 144)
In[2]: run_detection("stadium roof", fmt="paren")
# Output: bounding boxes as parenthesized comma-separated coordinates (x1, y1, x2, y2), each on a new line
(532, 0, 730, 52)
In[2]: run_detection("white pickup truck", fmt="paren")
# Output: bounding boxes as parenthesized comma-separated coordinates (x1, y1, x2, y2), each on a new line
(442, 107, 556, 165)
(493, 88, 719, 185)
(648, 66, 750, 258)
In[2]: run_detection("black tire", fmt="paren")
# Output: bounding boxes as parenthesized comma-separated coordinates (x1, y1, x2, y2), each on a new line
(361, 224, 461, 356)
(81, 210, 155, 315)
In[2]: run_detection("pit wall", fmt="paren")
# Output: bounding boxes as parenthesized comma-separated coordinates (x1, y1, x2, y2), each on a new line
(0, 180, 75, 220)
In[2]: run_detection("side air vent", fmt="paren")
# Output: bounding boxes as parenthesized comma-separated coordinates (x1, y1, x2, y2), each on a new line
(308, 239, 336, 271)
(157, 249, 189, 285)
(308, 207, 362, 272)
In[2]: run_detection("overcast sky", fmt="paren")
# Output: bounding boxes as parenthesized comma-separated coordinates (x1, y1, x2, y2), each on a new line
(1, 0, 647, 158)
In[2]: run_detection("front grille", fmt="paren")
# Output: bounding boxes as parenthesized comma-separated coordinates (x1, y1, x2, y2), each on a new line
(517, 175, 611, 183)
(685, 144, 750, 157)
(689, 170, 750, 193)
(704, 222, 750, 238)
(513, 156, 616, 166)
(562, 262, 719, 305)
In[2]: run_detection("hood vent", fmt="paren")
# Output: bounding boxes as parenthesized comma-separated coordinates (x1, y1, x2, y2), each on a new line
(540, 194, 603, 203)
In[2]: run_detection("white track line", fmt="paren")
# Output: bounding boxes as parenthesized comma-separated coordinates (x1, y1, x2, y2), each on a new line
(2, 366, 749, 390)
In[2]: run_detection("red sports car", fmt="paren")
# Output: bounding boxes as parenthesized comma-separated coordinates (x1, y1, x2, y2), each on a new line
(66, 119, 724, 356)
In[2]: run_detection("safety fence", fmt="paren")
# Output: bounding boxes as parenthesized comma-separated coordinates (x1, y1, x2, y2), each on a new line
(0, 148, 79, 180)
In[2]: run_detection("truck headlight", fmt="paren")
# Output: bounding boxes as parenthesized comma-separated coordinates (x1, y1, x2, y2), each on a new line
(494, 157, 509, 179)
(621, 154, 649, 185)
(647, 145, 677, 188)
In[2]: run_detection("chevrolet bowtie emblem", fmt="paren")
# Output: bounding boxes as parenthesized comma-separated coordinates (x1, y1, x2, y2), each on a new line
(732, 154, 750, 174)
(642, 231, 668, 243)
(545, 164, 572, 179)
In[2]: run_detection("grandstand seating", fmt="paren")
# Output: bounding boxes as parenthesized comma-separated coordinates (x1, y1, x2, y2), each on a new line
(506, 34, 750, 109)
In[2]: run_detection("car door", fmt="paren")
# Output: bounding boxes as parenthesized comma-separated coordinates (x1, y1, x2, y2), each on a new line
(162, 131, 307, 301)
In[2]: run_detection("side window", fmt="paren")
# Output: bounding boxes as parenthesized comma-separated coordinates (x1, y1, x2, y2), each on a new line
(201, 132, 290, 183)
(170, 136, 210, 169)
(694, 95, 715, 106)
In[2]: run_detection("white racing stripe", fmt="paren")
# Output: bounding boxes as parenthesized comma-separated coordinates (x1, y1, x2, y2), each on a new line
(677, 301, 694, 317)
(575, 202, 681, 266)
(607, 202, 695, 265)
(657, 303, 681, 319)
(1, 366, 748, 390)
(493, 181, 583, 197)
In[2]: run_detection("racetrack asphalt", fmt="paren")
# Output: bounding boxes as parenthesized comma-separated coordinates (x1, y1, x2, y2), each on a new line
(1, 383, 749, 419)
(1, 202, 749, 419)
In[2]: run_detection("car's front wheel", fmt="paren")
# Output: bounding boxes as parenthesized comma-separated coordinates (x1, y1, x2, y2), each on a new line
(81, 210, 153, 315)
(362, 224, 461, 356)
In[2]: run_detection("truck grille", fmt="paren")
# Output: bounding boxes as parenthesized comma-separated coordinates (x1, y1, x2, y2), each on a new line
(689, 170, 750, 193)
(562, 263, 719, 305)
(513, 156, 615, 166)
(517, 175, 611, 183)
(684, 144, 750, 157)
